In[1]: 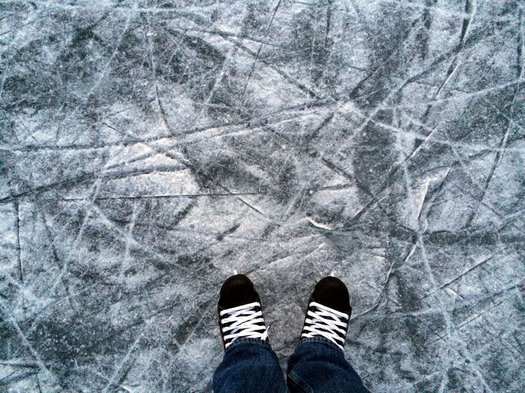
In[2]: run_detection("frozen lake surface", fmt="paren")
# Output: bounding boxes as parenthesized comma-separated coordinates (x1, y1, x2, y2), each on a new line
(1, 0, 524, 392)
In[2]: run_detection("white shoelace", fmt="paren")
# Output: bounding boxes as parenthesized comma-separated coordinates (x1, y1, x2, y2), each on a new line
(301, 301, 349, 350)
(220, 301, 268, 349)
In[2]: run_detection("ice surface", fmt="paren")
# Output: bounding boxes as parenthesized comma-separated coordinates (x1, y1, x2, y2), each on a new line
(0, 0, 524, 392)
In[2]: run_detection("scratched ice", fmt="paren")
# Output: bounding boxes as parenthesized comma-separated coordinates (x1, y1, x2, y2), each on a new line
(0, 0, 524, 392)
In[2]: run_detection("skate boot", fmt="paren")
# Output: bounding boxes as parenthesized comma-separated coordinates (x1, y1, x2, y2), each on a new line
(218, 274, 269, 349)
(300, 276, 352, 350)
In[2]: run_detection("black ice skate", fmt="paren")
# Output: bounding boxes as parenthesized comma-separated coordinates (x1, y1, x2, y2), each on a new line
(300, 276, 352, 350)
(218, 274, 269, 349)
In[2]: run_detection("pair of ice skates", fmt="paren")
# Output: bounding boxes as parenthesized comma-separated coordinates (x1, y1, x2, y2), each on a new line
(218, 274, 352, 351)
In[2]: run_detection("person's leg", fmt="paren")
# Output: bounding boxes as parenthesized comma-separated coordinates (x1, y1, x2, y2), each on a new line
(287, 277, 370, 393)
(287, 338, 369, 393)
(213, 274, 287, 393)
(214, 338, 286, 393)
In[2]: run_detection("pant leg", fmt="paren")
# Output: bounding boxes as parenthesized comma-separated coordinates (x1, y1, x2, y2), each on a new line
(287, 338, 370, 393)
(213, 338, 287, 393)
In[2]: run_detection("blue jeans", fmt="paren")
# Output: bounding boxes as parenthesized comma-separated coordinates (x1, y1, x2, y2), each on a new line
(213, 337, 371, 393)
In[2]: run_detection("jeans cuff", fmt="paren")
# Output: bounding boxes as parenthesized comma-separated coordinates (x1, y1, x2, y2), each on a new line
(225, 338, 272, 353)
(297, 336, 344, 352)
